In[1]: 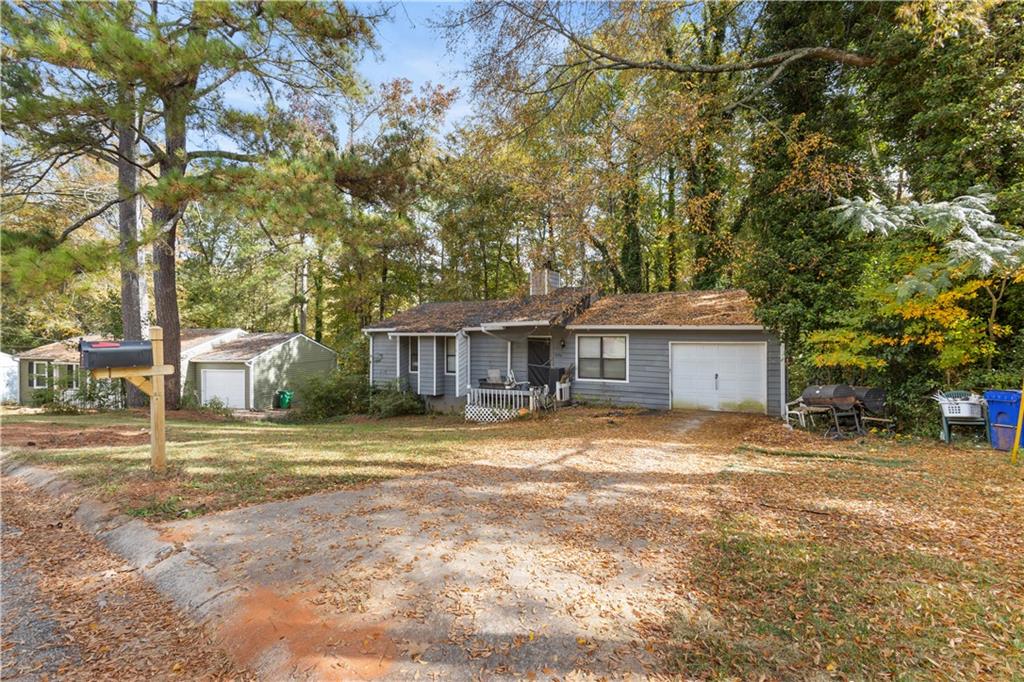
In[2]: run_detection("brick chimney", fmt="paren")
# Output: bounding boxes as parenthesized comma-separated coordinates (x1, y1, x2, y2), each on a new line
(529, 266, 562, 296)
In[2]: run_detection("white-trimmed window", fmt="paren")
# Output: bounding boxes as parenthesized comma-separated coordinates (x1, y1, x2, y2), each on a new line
(445, 337, 456, 375)
(577, 335, 627, 381)
(28, 361, 49, 389)
(57, 363, 80, 389)
(409, 339, 419, 372)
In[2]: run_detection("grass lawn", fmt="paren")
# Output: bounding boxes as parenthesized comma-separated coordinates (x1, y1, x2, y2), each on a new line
(2, 408, 1022, 678)
(0, 410, 528, 518)
(669, 437, 1024, 679)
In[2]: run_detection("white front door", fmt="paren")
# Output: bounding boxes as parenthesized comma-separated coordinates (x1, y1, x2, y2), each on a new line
(201, 369, 247, 409)
(670, 343, 766, 413)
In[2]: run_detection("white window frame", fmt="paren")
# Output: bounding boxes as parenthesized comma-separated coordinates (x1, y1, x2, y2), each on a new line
(575, 334, 629, 383)
(29, 361, 51, 389)
(56, 363, 80, 389)
(445, 336, 456, 375)
(409, 337, 419, 373)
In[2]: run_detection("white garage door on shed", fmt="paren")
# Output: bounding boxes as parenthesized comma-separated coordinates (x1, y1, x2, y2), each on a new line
(670, 342, 767, 413)
(201, 368, 247, 409)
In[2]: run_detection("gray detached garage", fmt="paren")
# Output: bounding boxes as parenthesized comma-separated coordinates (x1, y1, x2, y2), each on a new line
(187, 333, 337, 410)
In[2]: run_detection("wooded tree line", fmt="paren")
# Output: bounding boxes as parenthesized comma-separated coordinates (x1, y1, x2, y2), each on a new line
(3, 1, 1022, 423)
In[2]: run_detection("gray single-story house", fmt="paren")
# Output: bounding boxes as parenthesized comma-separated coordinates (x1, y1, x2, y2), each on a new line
(363, 269, 785, 417)
(16, 328, 336, 410)
(185, 332, 338, 410)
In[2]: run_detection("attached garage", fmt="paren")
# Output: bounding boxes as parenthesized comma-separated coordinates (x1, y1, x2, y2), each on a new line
(188, 332, 337, 410)
(670, 342, 767, 413)
(566, 290, 785, 416)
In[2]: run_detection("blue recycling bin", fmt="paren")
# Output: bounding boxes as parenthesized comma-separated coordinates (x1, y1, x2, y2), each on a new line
(984, 389, 1023, 451)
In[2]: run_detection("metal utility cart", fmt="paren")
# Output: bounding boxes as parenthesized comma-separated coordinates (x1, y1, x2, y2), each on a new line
(934, 391, 987, 444)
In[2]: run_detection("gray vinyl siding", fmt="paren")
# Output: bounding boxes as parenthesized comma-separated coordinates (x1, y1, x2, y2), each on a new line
(569, 329, 782, 414)
(368, 326, 783, 415)
(370, 333, 397, 386)
(434, 336, 446, 395)
(468, 332, 508, 386)
(416, 335, 441, 396)
(399, 336, 413, 389)
(251, 335, 338, 410)
(550, 328, 573, 370)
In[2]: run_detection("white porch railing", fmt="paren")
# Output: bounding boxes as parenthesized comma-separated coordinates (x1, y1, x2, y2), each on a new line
(465, 387, 537, 423)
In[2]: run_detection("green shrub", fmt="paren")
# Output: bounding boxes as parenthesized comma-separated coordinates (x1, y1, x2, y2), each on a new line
(30, 386, 82, 414)
(368, 381, 425, 418)
(199, 397, 234, 419)
(296, 371, 372, 420)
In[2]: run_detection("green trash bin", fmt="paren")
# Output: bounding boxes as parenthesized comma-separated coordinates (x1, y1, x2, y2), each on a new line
(275, 389, 294, 409)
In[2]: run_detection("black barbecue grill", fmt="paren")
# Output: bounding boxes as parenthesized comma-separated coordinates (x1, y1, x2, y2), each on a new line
(787, 384, 892, 438)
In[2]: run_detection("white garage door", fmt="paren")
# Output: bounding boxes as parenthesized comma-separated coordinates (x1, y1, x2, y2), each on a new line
(201, 369, 247, 409)
(670, 343, 766, 413)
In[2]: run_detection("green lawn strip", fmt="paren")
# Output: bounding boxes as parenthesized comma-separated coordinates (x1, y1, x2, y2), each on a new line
(671, 518, 1022, 679)
(3, 413, 490, 520)
(737, 444, 913, 468)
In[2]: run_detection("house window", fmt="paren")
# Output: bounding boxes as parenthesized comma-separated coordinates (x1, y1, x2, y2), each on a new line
(577, 335, 627, 381)
(445, 337, 456, 374)
(57, 363, 80, 389)
(29, 361, 49, 389)
(409, 339, 419, 372)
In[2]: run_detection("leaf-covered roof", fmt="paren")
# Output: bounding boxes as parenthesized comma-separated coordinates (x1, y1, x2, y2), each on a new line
(368, 288, 593, 333)
(569, 290, 758, 327)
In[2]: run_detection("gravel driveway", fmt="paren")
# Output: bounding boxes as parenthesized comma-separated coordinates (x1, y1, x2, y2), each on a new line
(158, 412, 753, 679)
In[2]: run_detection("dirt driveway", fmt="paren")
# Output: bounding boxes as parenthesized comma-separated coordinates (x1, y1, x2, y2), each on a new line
(156, 412, 753, 679)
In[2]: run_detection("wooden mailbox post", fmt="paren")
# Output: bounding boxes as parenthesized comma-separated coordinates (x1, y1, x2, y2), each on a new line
(85, 326, 173, 473)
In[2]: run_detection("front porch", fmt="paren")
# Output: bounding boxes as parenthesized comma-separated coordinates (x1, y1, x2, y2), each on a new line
(465, 382, 574, 422)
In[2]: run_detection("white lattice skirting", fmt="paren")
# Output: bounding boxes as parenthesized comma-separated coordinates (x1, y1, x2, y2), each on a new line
(465, 404, 522, 423)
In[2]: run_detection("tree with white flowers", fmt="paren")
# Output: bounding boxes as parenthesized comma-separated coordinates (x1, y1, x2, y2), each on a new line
(833, 190, 1024, 354)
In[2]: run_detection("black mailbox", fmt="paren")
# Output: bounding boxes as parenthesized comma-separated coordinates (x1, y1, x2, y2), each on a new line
(79, 339, 153, 370)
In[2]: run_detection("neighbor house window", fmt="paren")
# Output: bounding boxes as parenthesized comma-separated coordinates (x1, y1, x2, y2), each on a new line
(57, 363, 80, 389)
(29, 361, 49, 389)
(577, 336, 627, 381)
(445, 337, 456, 374)
(409, 339, 419, 372)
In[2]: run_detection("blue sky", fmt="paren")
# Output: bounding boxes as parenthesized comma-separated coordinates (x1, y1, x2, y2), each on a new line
(355, 2, 474, 131)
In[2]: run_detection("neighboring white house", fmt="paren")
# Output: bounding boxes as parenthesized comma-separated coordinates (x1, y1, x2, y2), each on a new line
(0, 351, 18, 403)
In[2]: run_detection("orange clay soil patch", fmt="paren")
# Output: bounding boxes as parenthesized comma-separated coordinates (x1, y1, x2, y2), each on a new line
(158, 525, 197, 544)
(219, 587, 397, 680)
(0, 422, 149, 449)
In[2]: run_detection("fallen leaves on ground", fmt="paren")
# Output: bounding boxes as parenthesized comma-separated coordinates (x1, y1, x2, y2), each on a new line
(0, 476, 249, 680)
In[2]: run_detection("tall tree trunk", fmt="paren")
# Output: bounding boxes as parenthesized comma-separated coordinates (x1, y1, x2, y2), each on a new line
(689, 4, 729, 290)
(666, 159, 678, 291)
(619, 152, 644, 293)
(313, 253, 324, 343)
(298, 258, 308, 334)
(377, 252, 389, 320)
(152, 93, 187, 410)
(117, 87, 147, 408)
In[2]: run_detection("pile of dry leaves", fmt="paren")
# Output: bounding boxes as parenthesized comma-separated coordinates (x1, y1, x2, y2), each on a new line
(1, 476, 249, 680)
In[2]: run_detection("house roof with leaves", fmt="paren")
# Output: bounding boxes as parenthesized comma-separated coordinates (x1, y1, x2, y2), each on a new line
(191, 332, 306, 362)
(365, 287, 594, 333)
(568, 289, 759, 328)
(18, 328, 244, 363)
